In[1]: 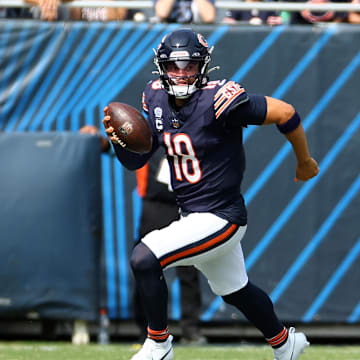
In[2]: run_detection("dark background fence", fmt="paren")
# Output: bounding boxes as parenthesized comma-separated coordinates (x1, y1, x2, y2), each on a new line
(0, 20, 360, 328)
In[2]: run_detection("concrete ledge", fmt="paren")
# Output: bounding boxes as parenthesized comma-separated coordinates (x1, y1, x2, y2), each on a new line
(1, 319, 359, 343)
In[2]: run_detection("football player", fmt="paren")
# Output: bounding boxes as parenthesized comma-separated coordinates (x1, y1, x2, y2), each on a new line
(103, 28, 319, 360)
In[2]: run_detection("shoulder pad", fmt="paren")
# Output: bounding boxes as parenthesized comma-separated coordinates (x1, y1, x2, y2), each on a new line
(214, 80, 248, 119)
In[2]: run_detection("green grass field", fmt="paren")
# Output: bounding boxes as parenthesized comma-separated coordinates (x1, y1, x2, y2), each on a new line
(0, 342, 359, 360)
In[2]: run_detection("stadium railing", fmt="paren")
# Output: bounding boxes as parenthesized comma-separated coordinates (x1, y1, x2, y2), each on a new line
(0, 0, 360, 12)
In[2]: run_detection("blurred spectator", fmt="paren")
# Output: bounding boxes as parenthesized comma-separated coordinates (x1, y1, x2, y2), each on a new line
(286, 0, 350, 24)
(1, 6, 33, 18)
(153, 0, 216, 23)
(68, 0, 129, 21)
(24, 0, 60, 21)
(24, 0, 135, 21)
(223, 0, 283, 25)
(348, 0, 360, 23)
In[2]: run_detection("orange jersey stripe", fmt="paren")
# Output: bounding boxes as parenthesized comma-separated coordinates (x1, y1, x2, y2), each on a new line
(160, 224, 238, 267)
(142, 92, 148, 112)
(214, 90, 224, 101)
(214, 94, 227, 109)
(214, 81, 240, 100)
(215, 89, 245, 119)
(214, 81, 235, 101)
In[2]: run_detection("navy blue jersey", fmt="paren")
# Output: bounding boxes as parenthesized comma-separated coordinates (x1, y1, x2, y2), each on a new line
(137, 79, 266, 224)
(113, 79, 267, 224)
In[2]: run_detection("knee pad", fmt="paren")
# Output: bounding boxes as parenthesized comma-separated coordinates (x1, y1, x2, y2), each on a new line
(130, 242, 162, 275)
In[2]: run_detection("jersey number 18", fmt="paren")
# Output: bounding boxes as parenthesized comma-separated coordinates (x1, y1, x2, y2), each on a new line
(164, 132, 202, 184)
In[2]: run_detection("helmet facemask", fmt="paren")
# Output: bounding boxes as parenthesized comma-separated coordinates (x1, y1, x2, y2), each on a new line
(154, 56, 211, 99)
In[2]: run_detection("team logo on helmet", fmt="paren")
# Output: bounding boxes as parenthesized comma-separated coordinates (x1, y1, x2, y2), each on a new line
(169, 51, 189, 58)
(197, 33, 208, 48)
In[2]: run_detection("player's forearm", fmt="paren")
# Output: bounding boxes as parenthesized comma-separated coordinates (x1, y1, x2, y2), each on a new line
(284, 123, 311, 164)
(194, 0, 216, 23)
(155, 0, 176, 19)
(113, 143, 152, 170)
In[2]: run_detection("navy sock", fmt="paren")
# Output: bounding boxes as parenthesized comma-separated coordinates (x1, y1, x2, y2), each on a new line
(222, 281, 284, 340)
(130, 242, 168, 336)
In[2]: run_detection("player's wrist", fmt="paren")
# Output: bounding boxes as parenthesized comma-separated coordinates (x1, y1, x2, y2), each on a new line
(297, 157, 313, 169)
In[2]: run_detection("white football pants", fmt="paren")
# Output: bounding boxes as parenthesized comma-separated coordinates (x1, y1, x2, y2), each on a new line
(141, 212, 248, 296)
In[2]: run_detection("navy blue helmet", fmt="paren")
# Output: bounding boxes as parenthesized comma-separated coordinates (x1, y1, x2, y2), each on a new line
(154, 28, 216, 99)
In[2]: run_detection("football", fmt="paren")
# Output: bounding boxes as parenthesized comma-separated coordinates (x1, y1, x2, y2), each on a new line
(106, 102, 152, 154)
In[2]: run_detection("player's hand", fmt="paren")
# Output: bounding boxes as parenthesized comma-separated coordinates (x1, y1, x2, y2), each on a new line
(102, 107, 118, 145)
(295, 157, 319, 181)
(79, 125, 110, 152)
(79, 125, 99, 135)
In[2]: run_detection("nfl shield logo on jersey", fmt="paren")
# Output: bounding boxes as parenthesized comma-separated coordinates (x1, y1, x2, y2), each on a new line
(171, 118, 180, 128)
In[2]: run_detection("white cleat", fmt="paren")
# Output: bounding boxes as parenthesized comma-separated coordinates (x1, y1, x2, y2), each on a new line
(131, 335, 174, 360)
(72, 320, 90, 345)
(273, 327, 310, 360)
